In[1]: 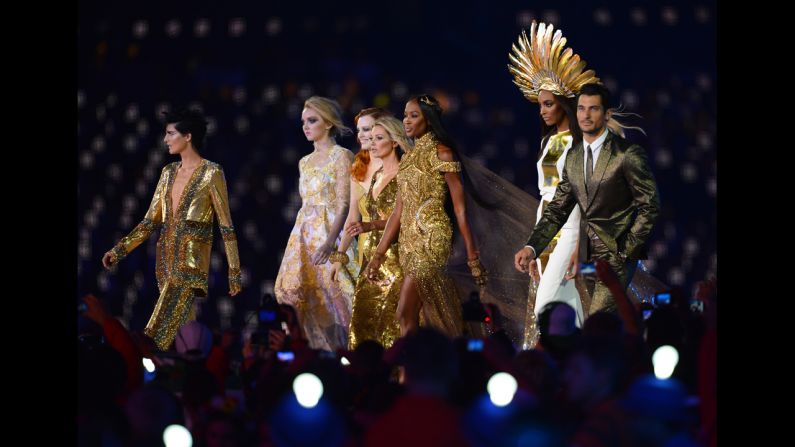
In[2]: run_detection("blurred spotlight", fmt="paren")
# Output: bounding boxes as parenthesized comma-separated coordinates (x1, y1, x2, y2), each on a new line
(124, 135, 138, 153)
(95, 105, 106, 122)
(293, 373, 324, 408)
(695, 6, 711, 23)
(233, 87, 247, 105)
(163, 424, 192, 447)
(593, 8, 612, 25)
(680, 163, 697, 183)
(125, 103, 139, 122)
(655, 149, 672, 168)
(707, 177, 716, 196)
(652, 346, 679, 379)
(165, 19, 181, 37)
(263, 85, 280, 104)
(194, 18, 210, 37)
(92, 136, 106, 153)
(487, 372, 518, 407)
(266, 176, 283, 194)
(630, 8, 647, 26)
(137, 120, 149, 137)
(374, 93, 390, 108)
(107, 164, 122, 182)
(206, 117, 217, 136)
(235, 116, 250, 134)
(621, 90, 639, 109)
(132, 20, 148, 38)
(652, 242, 668, 258)
(266, 17, 283, 36)
(684, 238, 700, 256)
(80, 152, 94, 169)
(391, 82, 408, 100)
(697, 73, 713, 91)
(662, 7, 678, 25)
(667, 268, 684, 286)
(298, 84, 314, 100)
(229, 18, 246, 37)
(516, 10, 534, 27)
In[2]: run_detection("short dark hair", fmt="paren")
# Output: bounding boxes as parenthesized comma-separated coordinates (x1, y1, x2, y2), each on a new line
(578, 83, 611, 110)
(162, 108, 209, 151)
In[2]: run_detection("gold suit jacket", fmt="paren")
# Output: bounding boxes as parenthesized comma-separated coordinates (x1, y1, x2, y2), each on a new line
(111, 159, 241, 296)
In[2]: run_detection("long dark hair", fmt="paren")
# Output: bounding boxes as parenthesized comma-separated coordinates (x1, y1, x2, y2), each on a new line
(411, 94, 459, 155)
(539, 94, 582, 152)
(410, 94, 493, 209)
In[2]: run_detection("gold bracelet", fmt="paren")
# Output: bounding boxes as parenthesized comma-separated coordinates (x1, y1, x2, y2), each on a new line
(329, 251, 350, 265)
(467, 257, 486, 281)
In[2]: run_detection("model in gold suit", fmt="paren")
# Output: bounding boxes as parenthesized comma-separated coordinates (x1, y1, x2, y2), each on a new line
(343, 117, 410, 349)
(366, 96, 487, 338)
(102, 108, 241, 350)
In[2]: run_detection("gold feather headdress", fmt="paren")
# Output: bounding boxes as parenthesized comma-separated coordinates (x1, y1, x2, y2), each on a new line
(508, 21, 600, 102)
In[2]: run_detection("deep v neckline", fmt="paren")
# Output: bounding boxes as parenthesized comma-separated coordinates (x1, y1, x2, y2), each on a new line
(170, 159, 205, 220)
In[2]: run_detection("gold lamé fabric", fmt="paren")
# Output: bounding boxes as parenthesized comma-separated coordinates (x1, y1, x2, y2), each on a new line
(274, 146, 359, 351)
(354, 181, 370, 267)
(111, 159, 241, 350)
(397, 133, 464, 337)
(349, 168, 402, 349)
(541, 131, 572, 188)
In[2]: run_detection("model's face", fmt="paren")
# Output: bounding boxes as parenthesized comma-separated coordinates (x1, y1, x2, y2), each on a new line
(539, 90, 566, 127)
(301, 107, 331, 142)
(356, 114, 376, 151)
(403, 100, 428, 138)
(577, 94, 608, 136)
(370, 125, 397, 159)
(164, 123, 191, 154)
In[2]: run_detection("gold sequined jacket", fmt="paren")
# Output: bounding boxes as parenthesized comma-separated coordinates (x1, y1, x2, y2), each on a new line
(111, 159, 241, 296)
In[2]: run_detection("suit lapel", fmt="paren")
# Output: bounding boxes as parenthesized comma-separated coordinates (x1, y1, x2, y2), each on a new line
(587, 132, 614, 209)
(569, 143, 588, 209)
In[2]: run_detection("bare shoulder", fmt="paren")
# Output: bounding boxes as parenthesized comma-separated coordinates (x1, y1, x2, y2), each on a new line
(436, 143, 455, 162)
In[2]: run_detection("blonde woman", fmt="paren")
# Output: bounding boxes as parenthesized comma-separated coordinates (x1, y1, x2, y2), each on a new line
(330, 107, 391, 283)
(345, 116, 411, 349)
(274, 96, 358, 351)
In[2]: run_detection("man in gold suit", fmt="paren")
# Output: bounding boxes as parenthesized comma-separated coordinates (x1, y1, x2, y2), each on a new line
(102, 108, 241, 350)
(515, 83, 660, 314)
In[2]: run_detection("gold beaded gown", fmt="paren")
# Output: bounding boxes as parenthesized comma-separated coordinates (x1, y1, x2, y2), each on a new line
(396, 133, 464, 337)
(274, 145, 359, 351)
(110, 159, 241, 350)
(349, 168, 403, 349)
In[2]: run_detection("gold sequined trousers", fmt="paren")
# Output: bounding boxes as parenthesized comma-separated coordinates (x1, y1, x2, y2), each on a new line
(144, 282, 197, 350)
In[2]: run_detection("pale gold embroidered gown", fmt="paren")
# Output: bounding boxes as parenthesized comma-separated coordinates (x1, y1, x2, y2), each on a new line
(274, 145, 359, 351)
